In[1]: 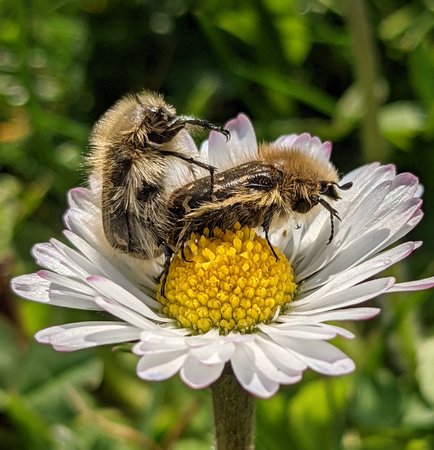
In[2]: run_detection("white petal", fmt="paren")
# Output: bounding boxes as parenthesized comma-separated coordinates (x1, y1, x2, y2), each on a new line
(294, 277, 394, 314)
(312, 323, 355, 339)
(371, 199, 423, 242)
(296, 176, 401, 277)
(282, 133, 332, 162)
(199, 138, 209, 160)
(64, 207, 103, 250)
(207, 129, 232, 169)
(331, 169, 394, 232)
(180, 357, 224, 389)
(301, 241, 420, 294)
(38, 270, 96, 296)
(287, 223, 304, 263)
(45, 291, 100, 310)
(178, 128, 199, 154)
(95, 296, 157, 329)
(269, 335, 355, 376)
(324, 324, 355, 339)
(274, 134, 298, 148)
(189, 340, 235, 364)
(11, 273, 99, 310)
(255, 335, 307, 372)
(244, 340, 303, 385)
(11, 273, 50, 303)
(271, 321, 356, 339)
(299, 247, 389, 292)
(259, 323, 338, 340)
(65, 231, 158, 306)
(382, 208, 423, 247)
(65, 203, 99, 234)
(344, 163, 395, 192)
(32, 242, 78, 277)
(296, 227, 389, 282)
(87, 175, 101, 191)
(199, 113, 259, 170)
(388, 277, 434, 292)
(225, 113, 258, 162)
(165, 133, 207, 188)
(320, 141, 332, 159)
(390, 172, 419, 199)
(68, 187, 98, 210)
(292, 133, 312, 152)
(35, 321, 141, 351)
(340, 162, 380, 185)
(87, 276, 166, 322)
(231, 344, 279, 399)
(135, 329, 189, 352)
(50, 238, 99, 277)
(284, 307, 381, 322)
(136, 351, 187, 381)
(186, 328, 220, 344)
(66, 208, 160, 292)
(363, 199, 422, 249)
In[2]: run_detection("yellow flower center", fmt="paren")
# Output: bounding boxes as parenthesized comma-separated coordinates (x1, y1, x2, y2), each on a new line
(157, 226, 297, 334)
(157, 225, 297, 334)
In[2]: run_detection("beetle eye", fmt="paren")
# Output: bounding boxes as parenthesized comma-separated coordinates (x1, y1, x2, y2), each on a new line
(320, 181, 330, 193)
(320, 182, 339, 199)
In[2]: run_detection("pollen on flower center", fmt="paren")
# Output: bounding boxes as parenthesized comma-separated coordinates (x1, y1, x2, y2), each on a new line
(157, 225, 297, 334)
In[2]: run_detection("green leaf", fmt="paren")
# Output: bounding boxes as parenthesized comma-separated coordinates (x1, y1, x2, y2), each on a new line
(416, 336, 434, 407)
(15, 344, 103, 422)
(403, 394, 434, 428)
(4, 394, 54, 450)
(234, 63, 337, 116)
(0, 317, 21, 388)
(409, 43, 434, 104)
(287, 377, 353, 450)
(379, 4, 418, 42)
(352, 370, 403, 427)
(0, 174, 21, 254)
(378, 101, 425, 149)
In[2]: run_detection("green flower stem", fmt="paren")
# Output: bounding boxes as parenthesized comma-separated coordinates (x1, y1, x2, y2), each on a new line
(211, 366, 255, 450)
(346, 0, 387, 162)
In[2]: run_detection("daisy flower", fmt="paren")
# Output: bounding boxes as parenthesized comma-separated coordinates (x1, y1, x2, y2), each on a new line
(11, 114, 434, 399)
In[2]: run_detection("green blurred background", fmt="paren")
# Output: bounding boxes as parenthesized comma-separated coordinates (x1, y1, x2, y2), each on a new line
(1, 0, 434, 449)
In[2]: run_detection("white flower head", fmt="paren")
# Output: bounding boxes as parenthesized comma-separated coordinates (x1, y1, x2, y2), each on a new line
(11, 114, 434, 399)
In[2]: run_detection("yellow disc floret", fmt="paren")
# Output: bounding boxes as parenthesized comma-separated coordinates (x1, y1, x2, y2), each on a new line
(157, 225, 297, 334)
